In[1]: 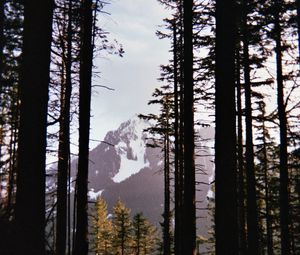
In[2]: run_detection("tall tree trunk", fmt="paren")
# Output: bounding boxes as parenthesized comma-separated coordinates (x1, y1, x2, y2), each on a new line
(182, 0, 196, 254)
(173, 21, 182, 255)
(163, 106, 171, 255)
(274, 1, 291, 254)
(236, 48, 247, 255)
(56, 1, 73, 254)
(260, 104, 274, 255)
(215, 0, 238, 254)
(178, 2, 185, 253)
(15, 0, 54, 254)
(73, 0, 94, 254)
(241, 1, 260, 253)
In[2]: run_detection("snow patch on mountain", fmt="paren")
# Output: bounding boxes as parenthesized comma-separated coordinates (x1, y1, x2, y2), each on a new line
(112, 117, 150, 183)
(88, 189, 104, 200)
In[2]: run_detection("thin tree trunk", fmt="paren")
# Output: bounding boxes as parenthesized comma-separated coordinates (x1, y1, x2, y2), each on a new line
(73, 0, 94, 253)
(215, 0, 238, 254)
(182, 0, 196, 254)
(260, 105, 274, 255)
(56, 1, 73, 254)
(274, 1, 291, 254)
(241, 1, 260, 253)
(178, 2, 185, 252)
(163, 109, 171, 255)
(15, 0, 54, 254)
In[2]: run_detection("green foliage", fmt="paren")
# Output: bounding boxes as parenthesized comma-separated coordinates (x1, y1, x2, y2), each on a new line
(132, 212, 158, 255)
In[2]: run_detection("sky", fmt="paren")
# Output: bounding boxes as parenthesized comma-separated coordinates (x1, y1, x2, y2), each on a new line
(89, 0, 171, 148)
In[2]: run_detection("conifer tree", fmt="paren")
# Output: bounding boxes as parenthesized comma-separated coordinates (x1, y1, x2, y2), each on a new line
(92, 197, 113, 255)
(112, 199, 133, 255)
(132, 212, 158, 255)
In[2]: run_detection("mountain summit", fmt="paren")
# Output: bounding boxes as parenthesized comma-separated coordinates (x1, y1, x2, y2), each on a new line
(82, 116, 213, 234)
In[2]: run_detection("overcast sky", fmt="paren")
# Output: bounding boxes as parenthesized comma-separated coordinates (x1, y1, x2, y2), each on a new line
(89, 0, 171, 148)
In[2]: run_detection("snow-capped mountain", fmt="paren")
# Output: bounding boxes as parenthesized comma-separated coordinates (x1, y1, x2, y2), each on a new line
(78, 115, 214, 236)
(85, 116, 161, 192)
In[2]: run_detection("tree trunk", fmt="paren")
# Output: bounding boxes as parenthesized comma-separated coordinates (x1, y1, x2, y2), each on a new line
(73, 0, 94, 254)
(163, 110, 171, 255)
(182, 0, 196, 254)
(261, 105, 274, 255)
(241, 1, 260, 253)
(56, 1, 73, 254)
(15, 0, 54, 254)
(274, 1, 291, 254)
(215, 0, 238, 254)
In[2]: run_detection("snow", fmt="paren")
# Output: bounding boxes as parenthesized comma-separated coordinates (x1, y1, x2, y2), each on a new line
(112, 117, 150, 183)
(88, 188, 104, 200)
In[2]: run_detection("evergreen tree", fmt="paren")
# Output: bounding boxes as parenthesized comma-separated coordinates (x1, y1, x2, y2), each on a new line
(132, 212, 158, 255)
(112, 199, 133, 255)
(92, 197, 113, 255)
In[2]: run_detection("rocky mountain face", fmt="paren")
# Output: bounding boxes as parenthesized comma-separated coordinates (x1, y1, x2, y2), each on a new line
(72, 116, 214, 235)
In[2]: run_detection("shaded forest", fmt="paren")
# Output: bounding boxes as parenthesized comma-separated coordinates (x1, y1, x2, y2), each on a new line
(0, 0, 300, 254)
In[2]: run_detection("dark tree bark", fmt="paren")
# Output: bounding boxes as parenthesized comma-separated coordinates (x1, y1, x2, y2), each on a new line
(56, 1, 73, 254)
(215, 0, 238, 254)
(15, 0, 54, 254)
(73, 0, 94, 254)
(241, 1, 260, 253)
(274, 1, 291, 254)
(182, 0, 196, 254)
(260, 103, 274, 255)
